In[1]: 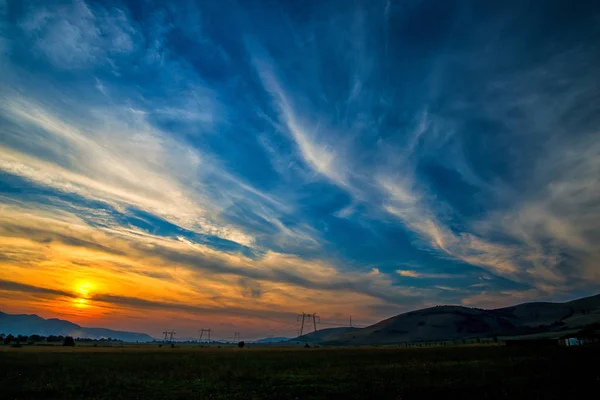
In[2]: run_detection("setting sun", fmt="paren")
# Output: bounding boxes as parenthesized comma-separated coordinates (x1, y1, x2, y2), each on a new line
(76, 281, 93, 298)
(72, 281, 95, 309)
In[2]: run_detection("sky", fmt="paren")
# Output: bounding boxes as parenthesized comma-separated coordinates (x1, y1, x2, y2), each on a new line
(1, 0, 599, 340)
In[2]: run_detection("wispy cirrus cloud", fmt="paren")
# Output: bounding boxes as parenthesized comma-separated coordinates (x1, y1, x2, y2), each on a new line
(1, 0, 599, 337)
(0, 93, 254, 246)
(396, 270, 464, 280)
(246, 0, 600, 297)
(19, 0, 136, 69)
(252, 57, 352, 189)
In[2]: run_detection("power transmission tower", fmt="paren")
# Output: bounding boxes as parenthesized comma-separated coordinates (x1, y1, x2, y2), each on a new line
(162, 330, 175, 343)
(350, 314, 352, 328)
(297, 312, 306, 335)
(233, 332, 241, 341)
(199, 328, 212, 342)
(312, 313, 320, 332)
(297, 312, 320, 335)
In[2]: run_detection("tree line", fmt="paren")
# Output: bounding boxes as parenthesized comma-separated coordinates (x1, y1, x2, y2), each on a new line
(1, 333, 122, 346)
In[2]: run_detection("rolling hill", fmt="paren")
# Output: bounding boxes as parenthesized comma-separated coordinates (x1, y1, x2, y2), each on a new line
(490, 294, 600, 328)
(324, 294, 600, 345)
(0, 312, 154, 342)
(292, 327, 360, 342)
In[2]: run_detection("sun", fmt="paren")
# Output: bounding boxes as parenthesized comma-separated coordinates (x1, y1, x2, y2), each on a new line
(73, 281, 94, 309)
(77, 281, 93, 298)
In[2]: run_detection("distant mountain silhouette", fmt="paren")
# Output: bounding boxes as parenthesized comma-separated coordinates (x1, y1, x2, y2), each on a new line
(0, 312, 154, 342)
(253, 336, 290, 343)
(323, 293, 600, 345)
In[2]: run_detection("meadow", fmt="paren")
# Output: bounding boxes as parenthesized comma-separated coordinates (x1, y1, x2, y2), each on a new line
(1, 344, 599, 399)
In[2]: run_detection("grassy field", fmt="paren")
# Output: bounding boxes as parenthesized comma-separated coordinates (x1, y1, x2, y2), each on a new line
(1, 345, 599, 399)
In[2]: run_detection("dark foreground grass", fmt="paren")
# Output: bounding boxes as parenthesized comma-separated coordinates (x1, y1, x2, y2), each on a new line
(1, 345, 599, 399)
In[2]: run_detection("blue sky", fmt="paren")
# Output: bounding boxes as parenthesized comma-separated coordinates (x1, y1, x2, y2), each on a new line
(1, 0, 599, 337)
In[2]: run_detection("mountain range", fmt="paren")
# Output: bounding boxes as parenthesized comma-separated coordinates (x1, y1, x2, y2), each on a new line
(253, 336, 290, 343)
(0, 312, 154, 342)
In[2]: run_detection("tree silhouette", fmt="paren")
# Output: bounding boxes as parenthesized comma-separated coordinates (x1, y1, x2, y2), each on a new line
(28, 334, 42, 343)
(237, 341, 245, 348)
(63, 336, 75, 346)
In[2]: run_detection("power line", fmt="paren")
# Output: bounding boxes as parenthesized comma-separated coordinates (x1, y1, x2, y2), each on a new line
(165, 313, 366, 343)
(319, 322, 365, 328)
(248, 321, 298, 340)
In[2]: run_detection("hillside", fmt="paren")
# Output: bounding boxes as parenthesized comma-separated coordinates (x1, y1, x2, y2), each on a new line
(328, 306, 515, 345)
(292, 327, 360, 342)
(325, 293, 600, 345)
(0, 312, 154, 342)
(491, 294, 600, 328)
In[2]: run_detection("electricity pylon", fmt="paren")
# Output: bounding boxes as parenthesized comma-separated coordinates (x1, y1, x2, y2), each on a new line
(297, 312, 320, 335)
(162, 330, 175, 343)
(199, 328, 212, 342)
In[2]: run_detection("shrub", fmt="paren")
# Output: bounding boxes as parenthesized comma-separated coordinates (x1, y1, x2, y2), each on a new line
(237, 341, 245, 348)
